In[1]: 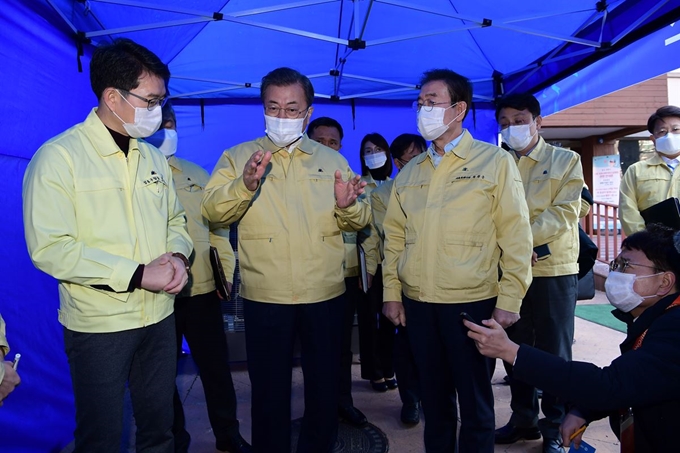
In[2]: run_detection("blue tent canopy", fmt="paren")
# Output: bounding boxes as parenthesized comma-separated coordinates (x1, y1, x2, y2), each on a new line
(37, 0, 680, 104)
(2, 1, 680, 451)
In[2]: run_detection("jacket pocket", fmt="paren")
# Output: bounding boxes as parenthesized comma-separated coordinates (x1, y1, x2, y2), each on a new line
(436, 237, 490, 290)
(398, 233, 421, 287)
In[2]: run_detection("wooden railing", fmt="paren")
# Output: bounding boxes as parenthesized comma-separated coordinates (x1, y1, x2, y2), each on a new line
(581, 200, 626, 264)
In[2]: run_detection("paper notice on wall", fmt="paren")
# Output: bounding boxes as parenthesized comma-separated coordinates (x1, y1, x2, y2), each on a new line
(592, 155, 621, 204)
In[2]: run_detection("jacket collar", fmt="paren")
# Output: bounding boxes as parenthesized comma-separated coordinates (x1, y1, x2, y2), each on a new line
(85, 108, 145, 159)
(256, 134, 315, 155)
(168, 155, 183, 171)
(416, 130, 474, 165)
(619, 292, 680, 353)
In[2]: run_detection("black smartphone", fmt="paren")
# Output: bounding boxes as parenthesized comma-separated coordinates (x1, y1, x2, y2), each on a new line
(534, 244, 551, 260)
(460, 311, 482, 327)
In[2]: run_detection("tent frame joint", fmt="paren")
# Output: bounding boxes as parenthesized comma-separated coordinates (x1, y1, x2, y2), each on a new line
(348, 38, 366, 50)
(482, 18, 492, 27)
(213, 12, 224, 20)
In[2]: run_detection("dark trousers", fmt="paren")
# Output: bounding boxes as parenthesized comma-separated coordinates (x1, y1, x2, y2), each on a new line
(339, 277, 360, 407)
(404, 296, 496, 453)
(357, 268, 395, 381)
(244, 296, 344, 453)
(504, 275, 578, 439)
(173, 291, 240, 452)
(64, 314, 176, 453)
(394, 325, 420, 406)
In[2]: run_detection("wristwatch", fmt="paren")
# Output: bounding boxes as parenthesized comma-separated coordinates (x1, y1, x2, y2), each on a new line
(172, 253, 191, 274)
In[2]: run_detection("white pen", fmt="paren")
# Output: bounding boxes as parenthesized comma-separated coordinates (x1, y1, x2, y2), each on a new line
(12, 353, 21, 371)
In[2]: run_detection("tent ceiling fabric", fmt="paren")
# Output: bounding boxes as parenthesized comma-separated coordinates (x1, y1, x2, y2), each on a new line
(44, 0, 680, 104)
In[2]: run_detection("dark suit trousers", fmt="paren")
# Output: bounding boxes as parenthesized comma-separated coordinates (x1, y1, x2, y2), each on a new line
(357, 268, 395, 381)
(504, 274, 577, 439)
(173, 291, 240, 452)
(394, 325, 420, 406)
(403, 296, 496, 453)
(339, 277, 360, 407)
(64, 314, 176, 453)
(244, 296, 344, 453)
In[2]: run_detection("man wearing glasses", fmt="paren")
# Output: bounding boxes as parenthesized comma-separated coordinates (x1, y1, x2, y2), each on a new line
(202, 67, 371, 453)
(23, 39, 192, 452)
(381, 69, 532, 452)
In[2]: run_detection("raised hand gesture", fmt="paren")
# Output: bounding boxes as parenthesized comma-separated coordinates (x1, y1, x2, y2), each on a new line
(244, 150, 272, 191)
(334, 171, 367, 209)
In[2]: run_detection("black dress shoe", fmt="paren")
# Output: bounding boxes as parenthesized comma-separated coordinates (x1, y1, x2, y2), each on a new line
(400, 403, 420, 425)
(385, 378, 398, 390)
(338, 404, 368, 427)
(371, 380, 388, 392)
(216, 434, 252, 453)
(495, 422, 542, 444)
(542, 438, 565, 453)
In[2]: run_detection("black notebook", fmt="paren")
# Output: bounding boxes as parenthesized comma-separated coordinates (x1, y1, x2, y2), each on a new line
(209, 246, 231, 301)
(640, 197, 680, 230)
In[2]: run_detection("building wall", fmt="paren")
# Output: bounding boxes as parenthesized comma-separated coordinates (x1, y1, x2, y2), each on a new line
(542, 76, 668, 128)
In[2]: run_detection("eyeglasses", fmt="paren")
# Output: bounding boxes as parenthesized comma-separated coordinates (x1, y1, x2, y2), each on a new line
(122, 90, 168, 110)
(119, 89, 168, 110)
(412, 100, 454, 112)
(264, 105, 309, 119)
(609, 259, 660, 273)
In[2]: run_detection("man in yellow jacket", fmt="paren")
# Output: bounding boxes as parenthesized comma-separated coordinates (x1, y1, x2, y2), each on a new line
(202, 67, 371, 453)
(22, 39, 193, 452)
(146, 103, 250, 453)
(382, 69, 533, 452)
(0, 315, 20, 406)
(494, 93, 584, 453)
(619, 105, 680, 236)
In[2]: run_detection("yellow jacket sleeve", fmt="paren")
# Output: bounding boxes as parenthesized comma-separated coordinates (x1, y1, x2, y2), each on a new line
(0, 315, 8, 358)
(209, 226, 235, 283)
(494, 156, 534, 313)
(619, 166, 645, 236)
(381, 181, 405, 303)
(202, 151, 257, 226)
(530, 154, 583, 246)
(24, 147, 141, 292)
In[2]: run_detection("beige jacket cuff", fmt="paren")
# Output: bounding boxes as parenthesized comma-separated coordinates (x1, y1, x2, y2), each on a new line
(383, 286, 403, 302)
(495, 295, 521, 313)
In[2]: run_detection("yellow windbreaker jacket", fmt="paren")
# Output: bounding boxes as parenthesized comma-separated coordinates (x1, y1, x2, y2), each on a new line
(23, 109, 193, 333)
(510, 137, 583, 277)
(382, 131, 533, 313)
(168, 156, 235, 298)
(202, 135, 371, 304)
(619, 153, 680, 236)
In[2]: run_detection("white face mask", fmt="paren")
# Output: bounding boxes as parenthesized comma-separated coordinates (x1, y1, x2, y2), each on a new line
(501, 123, 536, 151)
(655, 132, 680, 155)
(605, 271, 661, 312)
(417, 103, 462, 141)
(111, 90, 163, 138)
(264, 111, 307, 147)
(146, 128, 178, 157)
(364, 152, 388, 170)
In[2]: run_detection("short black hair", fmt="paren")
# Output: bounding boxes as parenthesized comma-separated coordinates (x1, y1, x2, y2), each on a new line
(307, 117, 343, 140)
(90, 38, 169, 100)
(647, 105, 680, 133)
(161, 101, 176, 125)
(360, 133, 393, 179)
(260, 67, 314, 108)
(622, 223, 680, 282)
(420, 69, 472, 120)
(495, 93, 541, 120)
(390, 133, 427, 160)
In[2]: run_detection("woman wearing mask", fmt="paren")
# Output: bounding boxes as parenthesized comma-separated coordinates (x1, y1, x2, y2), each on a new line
(356, 133, 396, 393)
(620, 106, 680, 235)
(466, 223, 680, 452)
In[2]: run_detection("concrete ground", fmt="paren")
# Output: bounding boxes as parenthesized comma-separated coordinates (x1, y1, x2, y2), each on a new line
(176, 290, 624, 453)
